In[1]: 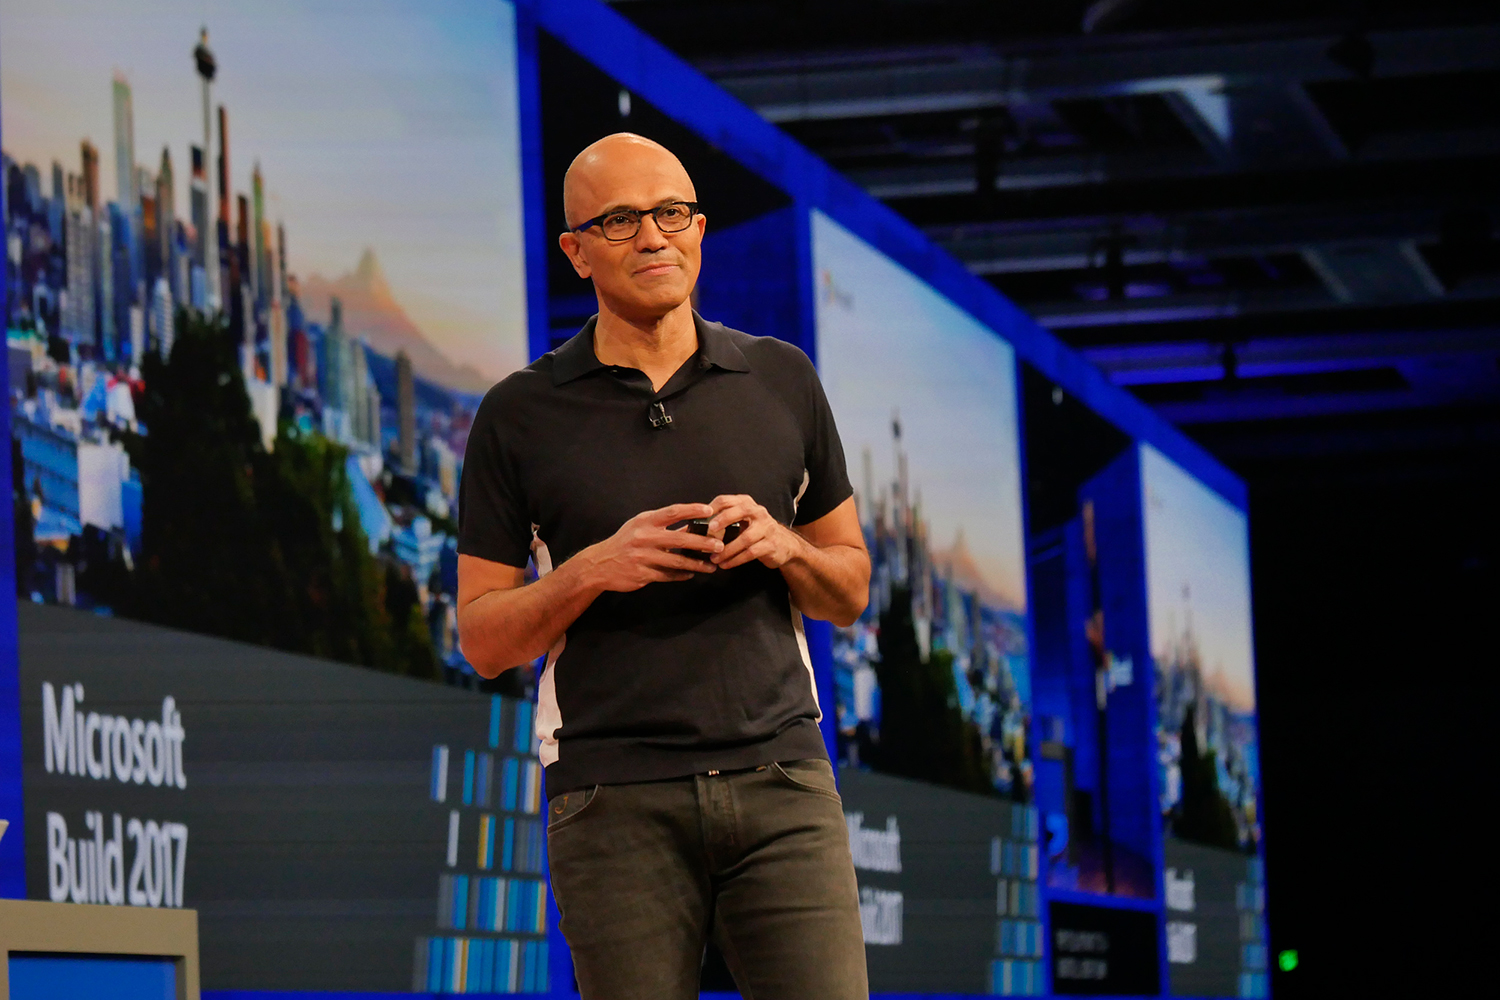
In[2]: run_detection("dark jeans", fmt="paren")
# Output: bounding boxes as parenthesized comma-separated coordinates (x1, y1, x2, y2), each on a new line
(546, 758, 870, 1000)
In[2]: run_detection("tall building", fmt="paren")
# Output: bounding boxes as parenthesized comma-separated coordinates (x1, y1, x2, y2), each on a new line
(217, 105, 231, 303)
(82, 140, 108, 353)
(111, 74, 135, 208)
(80, 141, 100, 212)
(365, 371, 382, 452)
(350, 337, 370, 444)
(63, 174, 97, 348)
(108, 203, 135, 360)
(234, 193, 250, 350)
(22, 163, 42, 215)
(156, 149, 176, 300)
(96, 207, 114, 360)
(250, 162, 265, 302)
(266, 226, 286, 389)
(194, 27, 219, 309)
(240, 282, 255, 384)
(286, 275, 310, 389)
(140, 187, 158, 293)
(273, 222, 290, 386)
(322, 297, 347, 411)
(151, 277, 174, 357)
(276, 222, 288, 301)
(189, 145, 209, 309)
(396, 350, 416, 472)
(49, 162, 64, 245)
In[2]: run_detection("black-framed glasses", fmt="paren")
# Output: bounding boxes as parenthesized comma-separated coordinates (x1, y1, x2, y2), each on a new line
(569, 201, 699, 242)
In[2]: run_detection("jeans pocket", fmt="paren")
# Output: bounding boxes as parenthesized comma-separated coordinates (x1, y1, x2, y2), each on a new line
(546, 785, 600, 833)
(770, 759, 842, 802)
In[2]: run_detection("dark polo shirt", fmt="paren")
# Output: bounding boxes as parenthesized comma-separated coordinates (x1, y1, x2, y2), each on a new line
(458, 313, 852, 797)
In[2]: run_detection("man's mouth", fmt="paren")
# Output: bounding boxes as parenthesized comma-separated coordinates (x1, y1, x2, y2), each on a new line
(634, 261, 678, 277)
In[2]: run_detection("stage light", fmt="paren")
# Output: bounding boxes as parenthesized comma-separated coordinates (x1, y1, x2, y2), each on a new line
(1278, 949, 1299, 972)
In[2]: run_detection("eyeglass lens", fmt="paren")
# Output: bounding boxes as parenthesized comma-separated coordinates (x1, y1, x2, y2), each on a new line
(600, 203, 694, 240)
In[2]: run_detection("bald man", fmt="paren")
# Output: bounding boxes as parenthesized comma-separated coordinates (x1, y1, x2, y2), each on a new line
(456, 134, 871, 999)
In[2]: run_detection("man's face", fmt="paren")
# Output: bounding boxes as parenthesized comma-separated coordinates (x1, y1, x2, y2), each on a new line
(559, 140, 706, 322)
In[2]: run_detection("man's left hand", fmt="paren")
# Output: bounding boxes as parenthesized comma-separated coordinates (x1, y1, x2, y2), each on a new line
(707, 494, 806, 570)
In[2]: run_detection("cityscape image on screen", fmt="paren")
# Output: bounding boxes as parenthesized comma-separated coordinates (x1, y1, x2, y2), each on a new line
(2, 0, 529, 683)
(813, 210, 1031, 801)
(1140, 444, 1268, 997)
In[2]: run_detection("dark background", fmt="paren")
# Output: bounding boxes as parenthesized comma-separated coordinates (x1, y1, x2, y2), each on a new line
(599, 2, 1499, 994)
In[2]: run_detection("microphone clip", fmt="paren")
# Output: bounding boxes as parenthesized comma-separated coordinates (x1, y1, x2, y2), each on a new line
(648, 401, 673, 430)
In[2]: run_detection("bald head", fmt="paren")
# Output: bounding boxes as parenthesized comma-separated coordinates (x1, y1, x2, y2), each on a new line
(558, 133, 706, 325)
(563, 133, 696, 229)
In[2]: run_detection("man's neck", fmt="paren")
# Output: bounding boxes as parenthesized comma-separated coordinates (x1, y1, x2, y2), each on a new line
(592, 299, 698, 392)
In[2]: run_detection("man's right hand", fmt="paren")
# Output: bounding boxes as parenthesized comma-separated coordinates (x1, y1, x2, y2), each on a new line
(580, 503, 722, 592)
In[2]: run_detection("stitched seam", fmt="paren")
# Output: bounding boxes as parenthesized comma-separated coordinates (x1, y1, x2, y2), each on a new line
(546, 785, 600, 833)
(715, 922, 757, 1000)
(771, 762, 841, 802)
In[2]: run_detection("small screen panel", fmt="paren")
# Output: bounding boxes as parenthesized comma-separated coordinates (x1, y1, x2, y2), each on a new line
(1140, 444, 1267, 998)
(1047, 902, 1160, 996)
(8, 954, 176, 1000)
(813, 210, 1036, 993)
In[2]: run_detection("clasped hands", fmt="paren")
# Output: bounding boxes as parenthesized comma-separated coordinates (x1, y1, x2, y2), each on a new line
(585, 495, 806, 593)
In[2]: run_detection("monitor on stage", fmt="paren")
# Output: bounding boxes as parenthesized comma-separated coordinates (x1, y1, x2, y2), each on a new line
(813, 209, 1040, 995)
(2, 1, 543, 992)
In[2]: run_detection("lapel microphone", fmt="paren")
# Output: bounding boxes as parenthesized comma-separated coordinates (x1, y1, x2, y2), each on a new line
(648, 401, 673, 429)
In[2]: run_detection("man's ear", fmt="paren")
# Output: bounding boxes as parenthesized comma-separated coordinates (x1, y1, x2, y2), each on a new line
(558, 232, 592, 279)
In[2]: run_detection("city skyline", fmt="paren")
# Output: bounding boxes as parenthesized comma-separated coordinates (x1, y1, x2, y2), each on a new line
(0, 0, 528, 388)
(813, 210, 1028, 611)
(1141, 444, 1256, 714)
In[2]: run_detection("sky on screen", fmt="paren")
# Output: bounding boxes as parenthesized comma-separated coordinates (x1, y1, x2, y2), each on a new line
(0, 0, 528, 383)
(813, 210, 1028, 611)
(1141, 443, 1256, 712)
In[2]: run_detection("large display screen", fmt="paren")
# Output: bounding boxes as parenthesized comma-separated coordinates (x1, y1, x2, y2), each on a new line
(2, 0, 528, 683)
(1140, 445, 1267, 998)
(3, 2, 542, 993)
(813, 210, 1039, 994)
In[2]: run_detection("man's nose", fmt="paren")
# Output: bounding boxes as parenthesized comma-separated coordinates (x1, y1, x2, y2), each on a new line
(632, 213, 671, 250)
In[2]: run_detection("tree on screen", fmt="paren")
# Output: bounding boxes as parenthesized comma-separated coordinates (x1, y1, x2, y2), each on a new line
(123, 308, 438, 680)
(873, 583, 994, 795)
(1171, 703, 1241, 851)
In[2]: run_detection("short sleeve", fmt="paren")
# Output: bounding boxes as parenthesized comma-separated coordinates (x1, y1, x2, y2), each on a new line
(457, 388, 533, 568)
(793, 358, 854, 526)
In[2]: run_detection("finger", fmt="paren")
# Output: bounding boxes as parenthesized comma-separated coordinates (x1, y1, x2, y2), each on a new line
(646, 502, 715, 526)
(708, 494, 751, 515)
(649, 529, 722, 553)
(714, 530, 756, 563)
(707, 507, 754, 534)
(719, 538, 774, 570)
(647, 550, 719, 573)
(646, 570, 695, 583)
(712, 522, 765, 564)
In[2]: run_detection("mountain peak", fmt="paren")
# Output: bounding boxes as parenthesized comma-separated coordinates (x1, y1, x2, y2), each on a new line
(354, 247, 389, 292)
(299, 250, 492, 395)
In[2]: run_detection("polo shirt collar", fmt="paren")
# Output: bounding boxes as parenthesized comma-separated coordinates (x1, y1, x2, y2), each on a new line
(551, 311, 750, 386)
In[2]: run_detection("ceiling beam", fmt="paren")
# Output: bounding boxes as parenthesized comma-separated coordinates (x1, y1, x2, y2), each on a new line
(703, 24, 1500, 124)
(931, 203, 1470, 273)
(841, 125, 1500, 199)
(1082, 327, 1500, 384)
